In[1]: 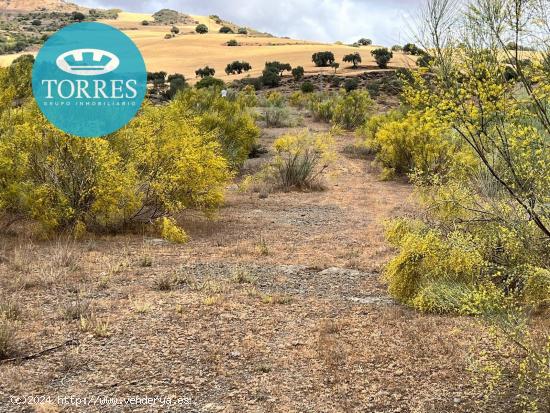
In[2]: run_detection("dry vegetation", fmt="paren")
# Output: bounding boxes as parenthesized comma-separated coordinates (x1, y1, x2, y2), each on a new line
(0, 11, 417, 81)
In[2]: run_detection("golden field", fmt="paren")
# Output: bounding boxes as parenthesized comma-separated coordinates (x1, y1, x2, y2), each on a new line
(0, 12, 417, 81)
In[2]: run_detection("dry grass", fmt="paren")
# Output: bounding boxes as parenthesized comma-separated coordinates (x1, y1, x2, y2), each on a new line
(0, 12, 418, 82)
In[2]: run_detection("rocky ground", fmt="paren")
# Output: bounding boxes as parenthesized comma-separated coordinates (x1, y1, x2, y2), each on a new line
(0, 119, 491, 412)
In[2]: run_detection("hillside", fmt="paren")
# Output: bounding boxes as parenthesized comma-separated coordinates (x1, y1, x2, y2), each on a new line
(0, 0, 82, 11)
(0, 8, 417, 81)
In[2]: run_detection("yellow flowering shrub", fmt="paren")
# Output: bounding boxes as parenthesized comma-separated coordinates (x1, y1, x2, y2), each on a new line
(261, 130, 335, 190)
(0, 93, 231, 237)
(159, 217, 189, 244)
(171, 88, 260, 169)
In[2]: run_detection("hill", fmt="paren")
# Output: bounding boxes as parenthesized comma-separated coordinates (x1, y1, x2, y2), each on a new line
(0, 6, 417, 82)
(0, 0, 83, 11)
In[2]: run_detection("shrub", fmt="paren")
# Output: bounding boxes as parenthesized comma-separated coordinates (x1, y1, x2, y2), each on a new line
(164, 34, 174, 40)
(261, 65, 281, 88)
(363, 110, 457, 178)
(167, 76, 187, 99)
(270, 131, 334, 190)
(173, 88, 259, 168)
(0, 94, 233, 236)
(301, 81, 314, 93)
(357, 38, 372, 46)
(195, 24, 208, 34)
(343, 53, 362, 68)
(226, 39, 239, 46)
(238, 27, 248, 34)
(331, 62, 340, 73)
(219, 26, 233, 34)
(171, 26, 180, 34)
(292, 66, 305, 80)
(142, 20, 149, 26)
(371, 48, 393, 69)
(265, 61, 292, 76)
(195, 66, 216, 78)
(416, 52, 433, 68)
(343, 77, 360, 92)
(72, 11, 86, 22)
(263, 106, 298, 128)
(312, 51, 335, 67)
(391, 45, 403, 52)
(195, 76, 225, 89)
(225, 61, 252, 75)
(0, 318, 17, 359)
(307, 93, 335, 122)
(384, 220, 487, 309)
(331, 90, 374, 130)
(159, 217, 189, 244)
(402, 43, 421, 55)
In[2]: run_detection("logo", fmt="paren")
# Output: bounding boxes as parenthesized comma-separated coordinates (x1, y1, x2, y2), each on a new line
(56, 49, 120, 76)
(32, 22, 147, 138)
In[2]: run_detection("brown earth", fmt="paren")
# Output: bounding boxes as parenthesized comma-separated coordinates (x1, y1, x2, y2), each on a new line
(0, 112, 493, 413)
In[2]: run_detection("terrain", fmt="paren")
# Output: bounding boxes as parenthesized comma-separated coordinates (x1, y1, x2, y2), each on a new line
(0, 7, 417, 81)
(0, 113, 484, 412)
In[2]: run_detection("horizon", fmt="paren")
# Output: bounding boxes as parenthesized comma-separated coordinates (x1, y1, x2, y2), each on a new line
(75, 0, 423, 45)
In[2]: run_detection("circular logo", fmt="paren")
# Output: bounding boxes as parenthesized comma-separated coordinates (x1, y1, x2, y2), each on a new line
(32, 22, 147, 138)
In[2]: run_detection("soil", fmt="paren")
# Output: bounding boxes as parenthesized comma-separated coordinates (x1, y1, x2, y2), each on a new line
(0, 118, 491, 413)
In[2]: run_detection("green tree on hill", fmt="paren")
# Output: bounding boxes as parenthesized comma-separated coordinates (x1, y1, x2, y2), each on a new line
(371, 48, 393, 69)
(196, 24, 208, 34)
(312, 51, 335, 67)
(343, 53, 362, 68)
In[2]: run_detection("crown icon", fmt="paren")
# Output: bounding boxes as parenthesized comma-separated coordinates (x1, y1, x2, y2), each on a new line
(56, 48, 120, 76)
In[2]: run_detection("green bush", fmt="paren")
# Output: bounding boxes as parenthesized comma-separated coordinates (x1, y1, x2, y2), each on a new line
(300, 81, 314, 93)
(331, 90, 373, 130)
(312, 51, 335, 67)
(225, 61, 252, 75)
(226, 39, 239, 46)
(195, 24, 208, 34)
(195, 66, 216, 78)
(343, 77, 360, 92)
(195, 76, 225, 89)
(219, 26, 233, 34)
(371, 48, 393, 69)
(292, 66, 305, 80)
(263, 106, 297, 128)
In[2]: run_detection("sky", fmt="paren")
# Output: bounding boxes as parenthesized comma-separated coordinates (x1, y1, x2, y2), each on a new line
(76, 0, 424, 45)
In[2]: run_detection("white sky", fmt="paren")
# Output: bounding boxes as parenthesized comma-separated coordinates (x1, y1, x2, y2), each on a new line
(76, 0, 424, 45)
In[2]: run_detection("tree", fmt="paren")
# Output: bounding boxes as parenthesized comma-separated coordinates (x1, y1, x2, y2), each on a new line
(343, 53, 362, 68)
(72, 11, 86, 22)
(238, 27, 248, 35)
(261, 67, 280, 87)
(195, 76, 225, 89)
(331, 62, 340, 73)
(225, 61, 252, 75)
(226, 39, 239, 46)
(312, 51, 335, 67)
(292, 66, 305, 81)
(219, 26, 234, 34)
(391, 45, 403, 52)
(195, 66, 216, 78)
(167, 76, 187, 98)
(344, 77, 359, 92)
(195, 24, 208, 34)
(402, 43, 420, 55)
(357, 38, 372, 46)
(371, 48, 393, 69)
(301, 81, 314, 93)
(416, 0, 550, 241)
(147, 71, 167, 88)
(142, 20, 150, 26)
(31, 19, 41, 26)
(171, 26, 180, 34)
(265, 62, 292, 76)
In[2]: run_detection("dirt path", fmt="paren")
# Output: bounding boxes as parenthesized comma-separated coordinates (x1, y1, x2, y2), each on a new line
(0, 127, 481, 413)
